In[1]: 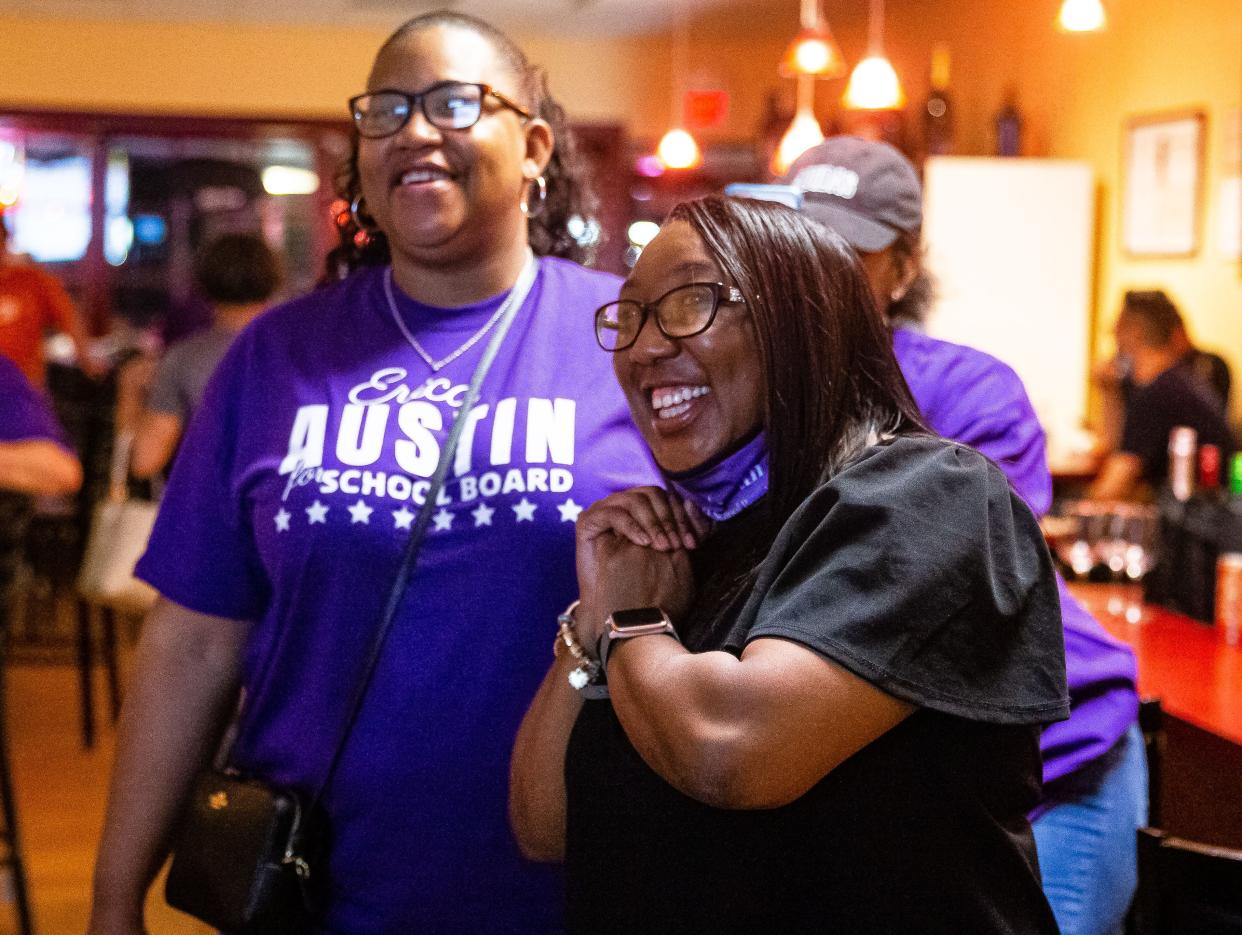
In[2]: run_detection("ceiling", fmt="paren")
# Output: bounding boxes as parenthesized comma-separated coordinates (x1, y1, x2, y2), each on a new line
(9, 0, 762, 36)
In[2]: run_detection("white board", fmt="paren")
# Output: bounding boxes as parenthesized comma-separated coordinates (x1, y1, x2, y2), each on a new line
(922, 156, 1095, 464)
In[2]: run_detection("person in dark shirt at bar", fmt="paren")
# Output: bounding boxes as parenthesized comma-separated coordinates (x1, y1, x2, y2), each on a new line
(1089, 289, 1236, 501)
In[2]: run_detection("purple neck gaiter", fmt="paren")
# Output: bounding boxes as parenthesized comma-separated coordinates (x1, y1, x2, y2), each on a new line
(666, 431, 769, 522)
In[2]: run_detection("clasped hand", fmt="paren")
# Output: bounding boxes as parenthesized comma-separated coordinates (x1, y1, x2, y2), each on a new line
(573, 487, 709, 649)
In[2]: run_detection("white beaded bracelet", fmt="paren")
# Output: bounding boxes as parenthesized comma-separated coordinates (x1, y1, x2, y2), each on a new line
(555, 600, 600, 690)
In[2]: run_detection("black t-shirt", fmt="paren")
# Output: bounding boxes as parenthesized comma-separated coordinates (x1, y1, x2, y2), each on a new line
(565, 436, 1069, 935)
(1120, 365, 1237, 483)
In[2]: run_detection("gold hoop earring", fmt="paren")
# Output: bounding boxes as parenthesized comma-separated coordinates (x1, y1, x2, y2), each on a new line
(520, 176, 547, 219)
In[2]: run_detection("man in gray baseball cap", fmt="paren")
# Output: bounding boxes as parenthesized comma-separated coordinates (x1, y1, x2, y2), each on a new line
(780, 136, 923, 319)
(783, 136, 922, 251)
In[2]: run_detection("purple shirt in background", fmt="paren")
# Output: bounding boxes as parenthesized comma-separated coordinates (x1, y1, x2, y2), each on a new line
(893, 327, 1138, 799)
(0, 355, 68, 445)
(136, 258, 659, 934)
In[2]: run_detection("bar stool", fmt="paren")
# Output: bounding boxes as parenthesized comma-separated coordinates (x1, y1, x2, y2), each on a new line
(74, 432, 156, 748)
(0, 491, 38, 935)
(0, 634, 35, 935)
(75, 599, 123, 749)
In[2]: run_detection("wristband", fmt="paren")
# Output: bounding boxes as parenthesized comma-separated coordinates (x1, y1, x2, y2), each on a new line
(598, 606, 679, 676)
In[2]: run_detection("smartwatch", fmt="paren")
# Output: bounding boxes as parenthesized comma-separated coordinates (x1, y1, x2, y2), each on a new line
(598, 607, 679, 675)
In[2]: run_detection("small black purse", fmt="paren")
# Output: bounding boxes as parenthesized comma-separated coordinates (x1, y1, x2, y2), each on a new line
(163, 254, 538, 934)
(164, 772, 320, 935)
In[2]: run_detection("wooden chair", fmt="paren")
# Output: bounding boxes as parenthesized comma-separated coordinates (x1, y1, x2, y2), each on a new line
(1130, 828, 1242, 935)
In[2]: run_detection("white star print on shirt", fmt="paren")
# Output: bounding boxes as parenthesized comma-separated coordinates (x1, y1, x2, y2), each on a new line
(433, 508, 454, 531)
(393, 507, 415, 530)
(472, 503, 495, 527)
(306, 500, 329, 524)
(512, 498, 537, 522)
(557, 499, 583, 523)
(274, 509, 291, 532)
(348, 499, 373, 524)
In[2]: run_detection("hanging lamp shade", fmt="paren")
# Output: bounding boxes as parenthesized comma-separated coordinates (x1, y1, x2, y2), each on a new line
(771, 109, 825, 176)
(843, 55, 905, 110)
(655, 3, 702, 172)
(771, 73, 824, 176)
(1057, 0, 1106, 31)
(843, 0, 905, 110)
(657, 128, 702, 171)
(780, 26, 848, 78)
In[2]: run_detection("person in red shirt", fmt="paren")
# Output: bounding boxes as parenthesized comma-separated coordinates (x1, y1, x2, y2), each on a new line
(0, 217, 100, 385)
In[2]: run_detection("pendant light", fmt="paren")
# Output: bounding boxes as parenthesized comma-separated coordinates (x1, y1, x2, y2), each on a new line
(780, 0, 846, 78)
(656, 5, 702, 171)
(843, 0, 905, 110)
(1057, 0, 1106, 32)
(771, 75, 825, 176)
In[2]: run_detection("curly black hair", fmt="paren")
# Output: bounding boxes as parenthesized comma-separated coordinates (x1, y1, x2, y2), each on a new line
(322, 11, 598, 282)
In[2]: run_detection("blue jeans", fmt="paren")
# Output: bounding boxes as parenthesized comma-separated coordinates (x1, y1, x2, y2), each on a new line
(1032, 723, 1149, 935)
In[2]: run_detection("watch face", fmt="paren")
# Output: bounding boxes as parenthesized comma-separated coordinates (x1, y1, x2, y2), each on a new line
(610, 607, 667, 629)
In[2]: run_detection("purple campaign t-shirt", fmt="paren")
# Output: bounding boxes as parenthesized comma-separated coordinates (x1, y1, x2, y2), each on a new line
(0, 355, 67, 444)
(893, 327, 1138, 796)
(137, 257, 658, 934)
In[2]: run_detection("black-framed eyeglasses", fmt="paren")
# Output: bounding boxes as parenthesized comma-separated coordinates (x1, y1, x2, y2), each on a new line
(349, 82, 533, 138)
(594, 282, 746, 352)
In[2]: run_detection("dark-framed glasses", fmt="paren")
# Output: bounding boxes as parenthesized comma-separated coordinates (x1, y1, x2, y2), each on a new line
(349, 82, 533, 138)
(595, 282, 746, 352)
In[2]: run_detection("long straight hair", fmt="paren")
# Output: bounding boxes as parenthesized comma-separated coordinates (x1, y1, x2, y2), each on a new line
(670, 196, 927, 550)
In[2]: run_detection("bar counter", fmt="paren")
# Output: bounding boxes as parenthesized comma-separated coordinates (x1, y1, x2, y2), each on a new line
(1069, 582, 1242, 848)
(1069, 582, 1242, 745)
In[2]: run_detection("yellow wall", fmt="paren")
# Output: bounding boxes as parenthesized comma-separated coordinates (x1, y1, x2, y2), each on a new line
(0, 12, 792, 137)
(0, 15, 668, 125)
(883, 0, 1242, 422)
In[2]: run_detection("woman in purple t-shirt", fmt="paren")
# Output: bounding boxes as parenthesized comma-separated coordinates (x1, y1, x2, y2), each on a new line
(88, 14, 655, 935)
(0, 357, 80, 652)
(0, 356, 80, 496)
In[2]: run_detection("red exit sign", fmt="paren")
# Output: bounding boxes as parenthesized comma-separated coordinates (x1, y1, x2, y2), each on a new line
(685, 90, 729, 130)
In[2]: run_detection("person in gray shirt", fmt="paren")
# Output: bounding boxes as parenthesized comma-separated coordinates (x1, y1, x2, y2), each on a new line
(129, 233, 281, 479)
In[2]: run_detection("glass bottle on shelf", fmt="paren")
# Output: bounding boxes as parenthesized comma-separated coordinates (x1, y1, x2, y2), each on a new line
(995, 89, 1022, 157)
(923, 44, 954, 157)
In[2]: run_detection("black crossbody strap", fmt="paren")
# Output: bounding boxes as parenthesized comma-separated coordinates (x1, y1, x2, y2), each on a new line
(307, 253, 539, 812)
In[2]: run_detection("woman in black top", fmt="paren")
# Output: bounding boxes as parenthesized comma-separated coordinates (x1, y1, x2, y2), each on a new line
(510, 195, 1068, 934)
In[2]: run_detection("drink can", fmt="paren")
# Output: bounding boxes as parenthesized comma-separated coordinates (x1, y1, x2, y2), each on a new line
(1217, 553, 1242, 645)
(1168, 426, 1197, 502)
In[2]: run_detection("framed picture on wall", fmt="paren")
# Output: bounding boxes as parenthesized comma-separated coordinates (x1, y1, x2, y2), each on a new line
(1121, 110, 1206, 257)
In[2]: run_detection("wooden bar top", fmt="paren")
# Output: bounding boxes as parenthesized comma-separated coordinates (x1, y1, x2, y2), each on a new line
(1069, 582, 1242, 746)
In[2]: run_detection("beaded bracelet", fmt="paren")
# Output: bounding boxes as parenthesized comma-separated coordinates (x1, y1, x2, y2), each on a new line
(556, 600, 600, 691)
